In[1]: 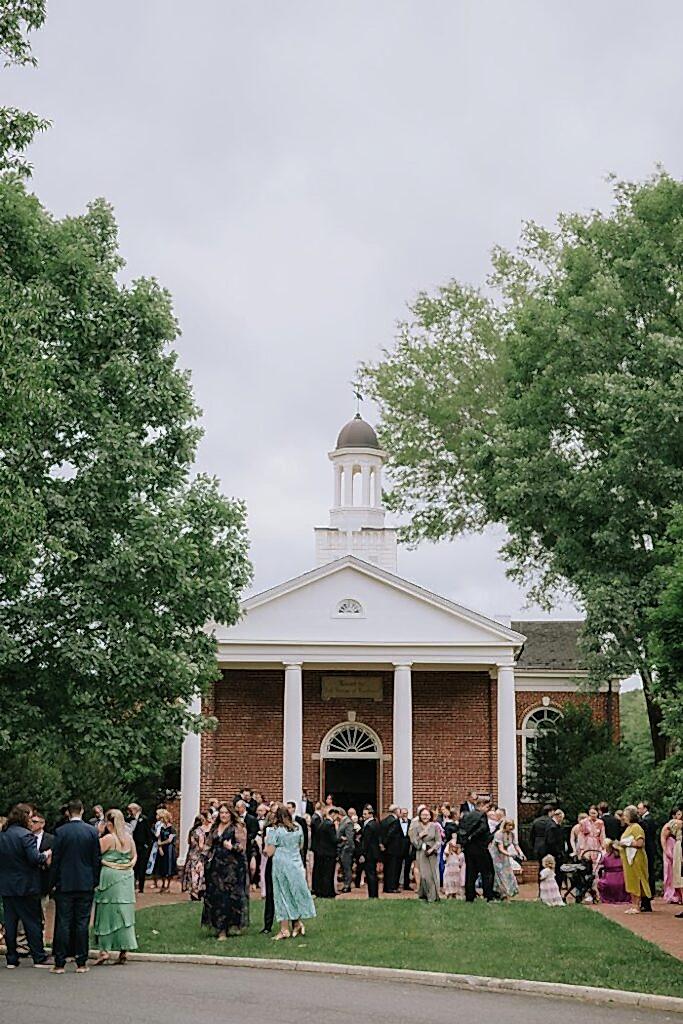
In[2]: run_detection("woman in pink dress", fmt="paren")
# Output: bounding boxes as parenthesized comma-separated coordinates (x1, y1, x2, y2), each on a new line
(577, 805, 605, 865)
(661, 808, 683, 904)
(596, 839, 630, 904)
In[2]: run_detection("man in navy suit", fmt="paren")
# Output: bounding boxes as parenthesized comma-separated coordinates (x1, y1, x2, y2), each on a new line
(51, 799, 101, 974)
(0, 804, 53, 968)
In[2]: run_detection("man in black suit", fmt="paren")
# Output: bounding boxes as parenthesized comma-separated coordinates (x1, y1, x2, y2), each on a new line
(126, 803, 153, 893)
(398, 807, 414, 890)
(459, 790, 478, 816)
(637, 801, 657, 911)
(529, 804, 555, 862)
(598, 802, 623, 842)
(299, 790, 315, 818)
(0, 803, 53, 968)
(235, 799, 260, 885)
(380, 804, 404, 893)
(286, 801, 309, 867)
(51, 798, 101, 974)
(359, 805, 381, 898)
(29, 811, 55, 912)
(459, 797, 495, 902)
(545, 808, 568, 887)
(310, 802, 323, 895)
(315, 808, 340, 898)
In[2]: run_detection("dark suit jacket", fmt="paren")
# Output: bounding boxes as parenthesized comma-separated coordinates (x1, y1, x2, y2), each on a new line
(36, 831, 55, 897)
(380, 814, 404, 856)
(294, 816, 309, 860)
(0, 824, 49, 897)
(129, 814, 153, 855)
(361, 818, 381, 862)
(310, 812, 323, 853)
(316, 819, 339, 857)
(459, 801, 475, 815)
(545, 822, 566, 863)
(243, 812, 259, 844)
(458, 810, 491, 850)
(641, 813, 657, 863)
(529, 814, 553, 859)
(304, 800, 315, 817)
(601, 813, 623, 842)
(52, 819, 101, 893)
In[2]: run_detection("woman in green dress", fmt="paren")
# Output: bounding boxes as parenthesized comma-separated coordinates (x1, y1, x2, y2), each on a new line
(93, 809, 138, 965)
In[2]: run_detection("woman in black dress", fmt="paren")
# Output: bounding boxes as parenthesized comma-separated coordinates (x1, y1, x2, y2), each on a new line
(201, 804, 249, 938)
(155, 810, 177, 893)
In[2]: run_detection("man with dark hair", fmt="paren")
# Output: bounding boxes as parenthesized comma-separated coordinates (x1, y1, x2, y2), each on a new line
(459, 797, 495, 902)
(359, 805, 381, 899)
(336, 807, 356, 893)
(51, 799, 101, 974)
(0, 804, 53, 968)
(315, 807, 340, 898)
(459, 790, 478, 815)
(598, 802, 623, 842)
(379, 804, 404, 893)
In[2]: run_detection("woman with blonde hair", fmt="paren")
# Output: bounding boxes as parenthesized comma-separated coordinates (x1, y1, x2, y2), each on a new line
(154, 808, 177, 893)
(93, 809, 138, 965)
(661, 806, 683, 904)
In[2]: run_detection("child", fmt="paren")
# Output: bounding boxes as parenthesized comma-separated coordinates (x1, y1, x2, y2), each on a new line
(442, 839, 465, 898)
(539, 855, 564, 906)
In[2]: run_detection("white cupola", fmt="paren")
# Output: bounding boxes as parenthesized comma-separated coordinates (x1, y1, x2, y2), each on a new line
(314, 414, 398, 572)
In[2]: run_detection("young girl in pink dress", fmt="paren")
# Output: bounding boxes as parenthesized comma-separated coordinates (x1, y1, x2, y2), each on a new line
(442, 839, 465, 898)
(539, 855, 564, 906)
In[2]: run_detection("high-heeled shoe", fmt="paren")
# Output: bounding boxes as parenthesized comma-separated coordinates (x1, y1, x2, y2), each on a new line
(292, 923, 305, 938)
(272, 931, 291, 940)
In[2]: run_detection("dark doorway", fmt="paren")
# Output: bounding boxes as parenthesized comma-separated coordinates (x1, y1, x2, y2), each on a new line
(324, 759, 378, 812)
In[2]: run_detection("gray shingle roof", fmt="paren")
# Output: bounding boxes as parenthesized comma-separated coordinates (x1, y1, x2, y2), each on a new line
(511, 620, 584, 671)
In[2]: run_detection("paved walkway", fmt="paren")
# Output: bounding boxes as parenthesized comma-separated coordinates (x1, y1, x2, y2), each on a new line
(593, 900, 683, 962)
(2, 961, 673, 1023)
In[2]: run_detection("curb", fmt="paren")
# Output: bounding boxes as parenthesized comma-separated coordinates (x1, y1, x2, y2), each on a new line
(123, 953, 683, 1014)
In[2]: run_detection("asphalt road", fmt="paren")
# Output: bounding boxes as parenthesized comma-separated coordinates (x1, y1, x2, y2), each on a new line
(2, 962, 676, 1023)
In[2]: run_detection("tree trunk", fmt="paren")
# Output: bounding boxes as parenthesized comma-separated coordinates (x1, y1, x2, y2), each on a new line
(639, 664, 668, 764)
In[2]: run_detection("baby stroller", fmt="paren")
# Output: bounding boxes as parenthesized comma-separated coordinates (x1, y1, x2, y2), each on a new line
(560, 860, 597, 904)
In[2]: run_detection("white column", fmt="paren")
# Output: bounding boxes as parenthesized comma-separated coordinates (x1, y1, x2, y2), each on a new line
(334, 464, 342, 506)
(343, 463, 354, 506)
(361, 464, 371, 505)
(496, 661, 518, 819)
(374, 464, 383, 507)
(392, 662, 413, 812)
(282, 661, 303, 805)
(179, 692, 202, 864)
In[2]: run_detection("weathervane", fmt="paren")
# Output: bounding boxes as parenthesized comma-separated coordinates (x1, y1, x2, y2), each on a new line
(351, 381, 363, 416)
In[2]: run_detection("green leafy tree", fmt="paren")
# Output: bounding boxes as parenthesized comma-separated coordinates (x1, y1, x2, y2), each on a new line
(362, 172, 683, 762)
(646, 505, 683, 747)
(619, 689, 655, 767)
(0, 177, 252, 809)
(0, 1, 49, 175)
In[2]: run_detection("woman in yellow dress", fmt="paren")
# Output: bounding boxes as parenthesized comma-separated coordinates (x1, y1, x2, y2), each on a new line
(613, 805, 651, 914)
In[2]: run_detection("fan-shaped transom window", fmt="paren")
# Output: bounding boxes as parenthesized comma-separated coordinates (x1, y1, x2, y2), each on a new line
(336, 598, 363, 617)
(322, 723, 381, 759)
(520, 706, 563, 797)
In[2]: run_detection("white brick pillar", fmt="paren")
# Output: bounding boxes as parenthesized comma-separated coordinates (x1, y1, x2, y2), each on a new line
(283, 661, 303, 804)
(179, 692, 202, 863)
(392, 661, 413, 813)
(496, 661, 518, 819)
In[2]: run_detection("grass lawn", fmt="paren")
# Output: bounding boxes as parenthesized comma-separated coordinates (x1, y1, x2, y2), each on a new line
(135, 898, 683, 998)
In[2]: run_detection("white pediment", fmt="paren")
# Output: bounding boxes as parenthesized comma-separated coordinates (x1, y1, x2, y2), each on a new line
(214, 556, 525, 648)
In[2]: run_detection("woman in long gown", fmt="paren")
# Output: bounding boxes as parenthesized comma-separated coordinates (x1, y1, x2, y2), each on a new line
(490, 819, 520, 899)
(202, 804, 249, 938)
(661, 808, 683, 904)
(155, 810, 177, 893)
(264, 803, 316, 941)
(577, 806, 605, 865)
(93, 809, 138, 965)
(182, 814, 209, 900)
(410, 807, 441, 902)
(613, 805, 651, 914)
(596, 839, 630, 904)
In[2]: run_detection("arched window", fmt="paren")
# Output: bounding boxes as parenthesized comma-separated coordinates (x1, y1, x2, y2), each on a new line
(335, 598, 364, 617)
(520, 706, 563, 796)
(321, 722, 382, 759)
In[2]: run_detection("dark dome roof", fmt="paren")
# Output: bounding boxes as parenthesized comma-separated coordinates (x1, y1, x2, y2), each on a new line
(336, 414, 380, 450)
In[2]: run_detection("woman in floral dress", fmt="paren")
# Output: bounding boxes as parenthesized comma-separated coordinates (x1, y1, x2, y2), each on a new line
(490, 819, 521, 899)
(182, 813, 209, 900)
(577, 805, 605, 865)
(202, 804, 249, 938)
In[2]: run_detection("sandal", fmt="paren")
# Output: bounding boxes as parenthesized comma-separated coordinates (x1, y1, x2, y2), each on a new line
(94, 955, 110, 966)
(292, 923, 306, 938)
(272, 931, 291, 940)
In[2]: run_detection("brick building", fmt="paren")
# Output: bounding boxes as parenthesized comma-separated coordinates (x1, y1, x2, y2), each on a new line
(180, 415, 619, 853)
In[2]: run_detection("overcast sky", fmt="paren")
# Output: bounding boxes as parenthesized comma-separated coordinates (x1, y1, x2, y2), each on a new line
(5, 2, 682, 651)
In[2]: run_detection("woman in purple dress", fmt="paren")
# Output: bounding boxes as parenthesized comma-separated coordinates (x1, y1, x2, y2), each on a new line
(596, 839, 630, 904)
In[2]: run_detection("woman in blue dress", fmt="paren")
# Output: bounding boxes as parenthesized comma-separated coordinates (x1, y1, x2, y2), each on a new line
(265, 804, 316, 940)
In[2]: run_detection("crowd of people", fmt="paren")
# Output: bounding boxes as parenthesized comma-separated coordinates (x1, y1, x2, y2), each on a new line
(1, 788, 681, 969)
